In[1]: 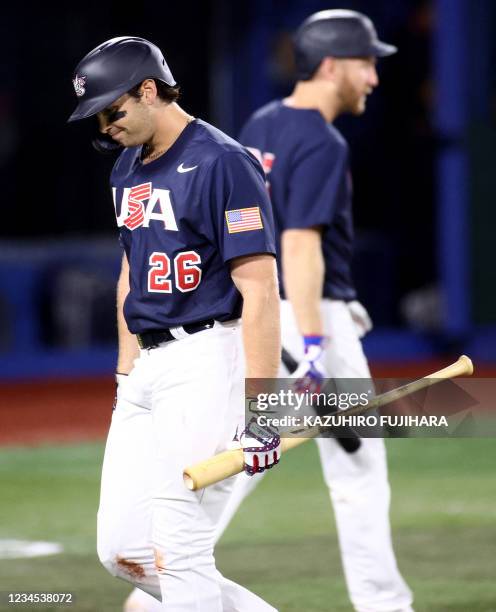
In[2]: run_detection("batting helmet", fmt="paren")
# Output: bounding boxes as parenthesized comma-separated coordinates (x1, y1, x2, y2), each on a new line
(294, 9, 397, 80)
(68, 36, 176, 123)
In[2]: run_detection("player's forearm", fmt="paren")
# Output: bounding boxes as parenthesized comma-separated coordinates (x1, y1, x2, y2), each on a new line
(282, 229, 324, 336)
(241, 285, 281, 379)
(116, 254, 140, 374)
(231, 255, 281, 379)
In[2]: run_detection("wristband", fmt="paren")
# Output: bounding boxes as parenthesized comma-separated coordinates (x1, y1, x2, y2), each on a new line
(303, 335, 326, 350)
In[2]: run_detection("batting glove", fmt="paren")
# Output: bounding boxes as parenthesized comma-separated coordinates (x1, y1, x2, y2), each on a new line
(292, 335, 328, 394)
(240, 417, 281, 476)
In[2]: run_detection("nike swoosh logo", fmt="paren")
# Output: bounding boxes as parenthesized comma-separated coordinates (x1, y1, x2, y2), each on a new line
(177, 163, 198, 173)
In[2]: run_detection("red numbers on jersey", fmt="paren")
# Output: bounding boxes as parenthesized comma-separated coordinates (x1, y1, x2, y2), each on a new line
(174, 251, 202, 292)
(148, 251, 202, 293)
(148, 252, 172, 293)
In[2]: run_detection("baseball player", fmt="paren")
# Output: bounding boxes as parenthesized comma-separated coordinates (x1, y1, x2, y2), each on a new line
(212, 10, 415, 612)
(68, 37, 282, 611)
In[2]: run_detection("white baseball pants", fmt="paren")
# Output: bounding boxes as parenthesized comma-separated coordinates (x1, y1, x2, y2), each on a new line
(97, 320, 277, 612)
(215, 300, 414, 612)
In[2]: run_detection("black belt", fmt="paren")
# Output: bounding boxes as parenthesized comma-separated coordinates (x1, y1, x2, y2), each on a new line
(137, 319, 215, 349)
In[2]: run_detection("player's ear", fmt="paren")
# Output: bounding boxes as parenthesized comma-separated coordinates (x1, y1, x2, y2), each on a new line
(317, 57, 339, 81)
(320, 57, 338, 78)
(140, 79, 158, 105)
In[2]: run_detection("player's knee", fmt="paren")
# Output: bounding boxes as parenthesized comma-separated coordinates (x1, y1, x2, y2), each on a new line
(97, 541, 118, 576)
(97, 528, 155, 585)
(97, 542, 135, 579)
(97, 517, 120, 575)
(320, 441, 390, 502)
(99, 547, 150, 586)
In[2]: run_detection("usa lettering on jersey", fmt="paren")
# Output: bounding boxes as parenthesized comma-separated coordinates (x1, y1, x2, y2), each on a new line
(112, 183, 179, 231)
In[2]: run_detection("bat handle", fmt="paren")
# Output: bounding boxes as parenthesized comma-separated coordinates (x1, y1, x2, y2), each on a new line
(335, 435, 361, 453)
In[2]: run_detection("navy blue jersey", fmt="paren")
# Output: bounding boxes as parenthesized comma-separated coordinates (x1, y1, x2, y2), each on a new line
(111, 119, 276, 334)
(239, 100, 356, 301)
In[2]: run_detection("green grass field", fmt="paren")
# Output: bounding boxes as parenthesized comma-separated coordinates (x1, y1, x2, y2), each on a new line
(0, 439, 494, 611)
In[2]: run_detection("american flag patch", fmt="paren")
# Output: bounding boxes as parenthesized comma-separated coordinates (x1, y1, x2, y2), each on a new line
(225, 207, 263, 233)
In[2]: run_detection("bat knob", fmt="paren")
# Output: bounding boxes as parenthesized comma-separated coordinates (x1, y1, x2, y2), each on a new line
(183, 474, 196, 490)
(458, 355, 474, 376)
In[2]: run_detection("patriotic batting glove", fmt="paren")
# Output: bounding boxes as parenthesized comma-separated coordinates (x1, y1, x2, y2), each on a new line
(292, 335, 328, 394)
(240, 417, 281, 476)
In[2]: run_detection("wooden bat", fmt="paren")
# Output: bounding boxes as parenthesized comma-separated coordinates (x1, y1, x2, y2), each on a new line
(183, 355, 473, 491)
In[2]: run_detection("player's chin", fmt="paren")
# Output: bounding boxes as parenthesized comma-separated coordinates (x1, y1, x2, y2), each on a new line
(114, 133, 138, 148)
(110, 130, 126, 144)
(351, 98, 367, 115)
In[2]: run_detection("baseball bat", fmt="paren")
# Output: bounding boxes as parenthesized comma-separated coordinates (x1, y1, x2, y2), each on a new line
(183, 355, 473, 491)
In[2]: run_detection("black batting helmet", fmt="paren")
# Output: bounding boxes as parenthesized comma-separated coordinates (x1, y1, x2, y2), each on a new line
(294, 9, 397, 80)
(68, 36, 176, 123)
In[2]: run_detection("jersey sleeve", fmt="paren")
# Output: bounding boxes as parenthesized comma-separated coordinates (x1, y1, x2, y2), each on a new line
(203, 151, 276, 262)
(285, 138, 348, 230)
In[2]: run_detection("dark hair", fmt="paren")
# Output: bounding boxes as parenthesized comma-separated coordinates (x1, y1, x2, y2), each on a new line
(128, 79, 180, 103)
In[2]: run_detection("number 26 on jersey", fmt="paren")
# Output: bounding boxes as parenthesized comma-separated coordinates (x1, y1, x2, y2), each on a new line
(148, 251, 202, 293)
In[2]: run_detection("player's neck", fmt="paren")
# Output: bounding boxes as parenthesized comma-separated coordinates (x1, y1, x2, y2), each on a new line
(285, 81, 341, 123)
(142, 103, 194, 163)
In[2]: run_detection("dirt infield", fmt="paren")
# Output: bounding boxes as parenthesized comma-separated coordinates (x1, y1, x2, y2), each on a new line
(1, 359, 493, 446)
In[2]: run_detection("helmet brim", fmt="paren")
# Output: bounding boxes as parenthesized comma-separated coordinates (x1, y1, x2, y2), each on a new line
(371, 40, 397, 57)
(67, 87, 128, 123)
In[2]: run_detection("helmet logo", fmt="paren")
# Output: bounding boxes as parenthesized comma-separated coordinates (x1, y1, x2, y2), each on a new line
(73, 75, 86, 97)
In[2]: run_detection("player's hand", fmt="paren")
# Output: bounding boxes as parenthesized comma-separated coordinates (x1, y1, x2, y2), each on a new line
(240, 417, 281, 476)
(292, 336, 328, 394)
(347, 300, 373, 338)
